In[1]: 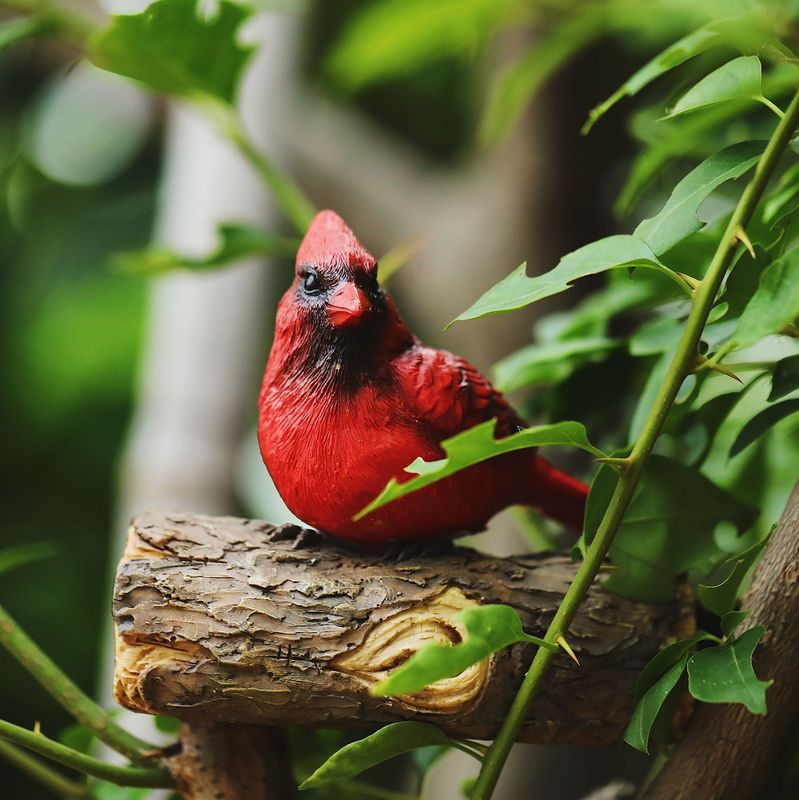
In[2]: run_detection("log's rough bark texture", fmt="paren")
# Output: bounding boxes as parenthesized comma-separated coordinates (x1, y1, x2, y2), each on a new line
(171, 722, 295, 800)
(113, 511, 693, 746)
(646, 480, 799, 800)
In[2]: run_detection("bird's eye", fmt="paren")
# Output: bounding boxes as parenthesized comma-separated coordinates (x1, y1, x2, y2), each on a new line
(302, 270, 322, 295)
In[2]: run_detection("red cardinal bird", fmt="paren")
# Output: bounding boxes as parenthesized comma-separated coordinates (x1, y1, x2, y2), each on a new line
(258, 211, 588, 544)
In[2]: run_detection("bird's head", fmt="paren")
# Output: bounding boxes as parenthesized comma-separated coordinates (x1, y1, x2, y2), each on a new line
(292, 210, 382, 330)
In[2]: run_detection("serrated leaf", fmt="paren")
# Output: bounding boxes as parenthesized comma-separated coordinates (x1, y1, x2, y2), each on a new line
(111, 224, 298, 276)
(453, 237, 687, 324)
(666, 56, 764, 118)
(493, 337, 620, 392)
(687, 626, 771, 714)
(356, 419, 605, 520)
(769, 354, 799, 401)
(585, 456, 757, 602)
(729, 399, 799, 457)
(88, 0, 254, 104)
(326, 0, 520, 91)
(635, 632, 719, 702)
(0, 542, 57, 576)
(721, 610, 751, 638)
(634, 141, 763, 256)
(699, 533, 771, 617)
(624, 654, 689, 754)
(584, 23, 723, 132)
(733, 250, 799, 348)
(373, 604, 553, 698)
(299, 722, 451, 789)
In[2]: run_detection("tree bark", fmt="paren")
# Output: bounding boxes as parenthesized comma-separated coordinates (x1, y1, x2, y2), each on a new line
(645, 480, 799, 800)
(113, 511, 693, 747)
(170, 722, 295, 800)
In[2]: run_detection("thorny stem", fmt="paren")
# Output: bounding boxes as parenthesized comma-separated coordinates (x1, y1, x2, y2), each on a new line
(472, 87, 799, 800)
(0, 720, 173, 788)
(0, 738, 89, 797)
(0, 603, 156, 761)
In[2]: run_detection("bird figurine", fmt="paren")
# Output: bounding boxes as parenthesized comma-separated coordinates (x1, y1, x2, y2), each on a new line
(258, 210, 588, 545)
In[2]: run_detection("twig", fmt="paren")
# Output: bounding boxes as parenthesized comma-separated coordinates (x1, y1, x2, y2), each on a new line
(0, 719, 173, 788)
(200, 100, 315, 236)
(0, 738, 89, 797)
(0, 603, 156, 761)
(472, 86, 799, 800)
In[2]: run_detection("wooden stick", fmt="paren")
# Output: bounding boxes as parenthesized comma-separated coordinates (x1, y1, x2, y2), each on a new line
(113, 511, 694, 746)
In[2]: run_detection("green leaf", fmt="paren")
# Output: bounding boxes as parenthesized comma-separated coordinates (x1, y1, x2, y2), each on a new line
(299, 722, 451, 789)
(698, 534, 770, 617)
(721, 610, 751, 638)
(326, 0, 521, 91)
(584, 23, 724, 132)
(585, 456, 757, 601)
(666, 56, 764, 118)
(634, 141, 764, 256)
(493, 337, 620, 392)
(769, 354, 799, 401)
(624, 654, 689, 754)
(356, 419, 605, 520)
(635, 632, 719, 702)
(729, 399, 799, 457)
(453, 237, 686, 324)
(0, 542, 57, 576)
(111, 224, 298, 276)
(373, 605, 554, 698)
(687, 626, 771, 714)
(88, 0, 255, 104)
(733, 250, 799, 348)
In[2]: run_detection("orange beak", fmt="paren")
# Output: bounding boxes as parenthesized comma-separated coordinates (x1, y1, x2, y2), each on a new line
(328, 283, 370, 327)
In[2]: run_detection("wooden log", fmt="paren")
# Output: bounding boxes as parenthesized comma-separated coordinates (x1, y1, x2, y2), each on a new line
(113, 511, 694, 746)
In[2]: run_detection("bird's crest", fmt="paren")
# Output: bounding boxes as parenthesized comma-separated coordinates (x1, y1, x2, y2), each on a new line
(297, 210, 376, 274)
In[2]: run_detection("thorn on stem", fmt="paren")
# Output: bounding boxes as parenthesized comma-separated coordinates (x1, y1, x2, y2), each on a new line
(691, 354, 743, 383)
(733, 225, 756, 259)
(556, 635, 580, 666)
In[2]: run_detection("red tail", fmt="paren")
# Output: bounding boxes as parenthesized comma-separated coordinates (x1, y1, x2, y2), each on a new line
(529, 457, 589, 533)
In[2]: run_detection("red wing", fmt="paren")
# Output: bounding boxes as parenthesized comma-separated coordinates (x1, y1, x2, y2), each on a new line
(393, 343, 525, 441)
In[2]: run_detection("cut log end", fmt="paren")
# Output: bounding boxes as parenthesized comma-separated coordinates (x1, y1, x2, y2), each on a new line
(113, 511, 694, 746)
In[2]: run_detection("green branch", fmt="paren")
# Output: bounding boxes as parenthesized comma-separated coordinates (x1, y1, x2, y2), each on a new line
(472, 87, 799, 800)
(207, 102, 315, 236)
(0, 720, 173, 788)
(0, 603, 156, 762)
(0, 738, 89, 797)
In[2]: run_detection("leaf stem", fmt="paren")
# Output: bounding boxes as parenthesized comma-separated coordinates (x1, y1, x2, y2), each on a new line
(0, 738, 89, 797)
(0, 720, 173, 788)
(472, 86, 799, 800)
(0, 603, 156, 762)
(757, 95, 786, 119)
(206, 101, 315, 236)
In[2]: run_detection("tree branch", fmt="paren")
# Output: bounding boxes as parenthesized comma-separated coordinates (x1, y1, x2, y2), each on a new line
(644, 480, 799, 800)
